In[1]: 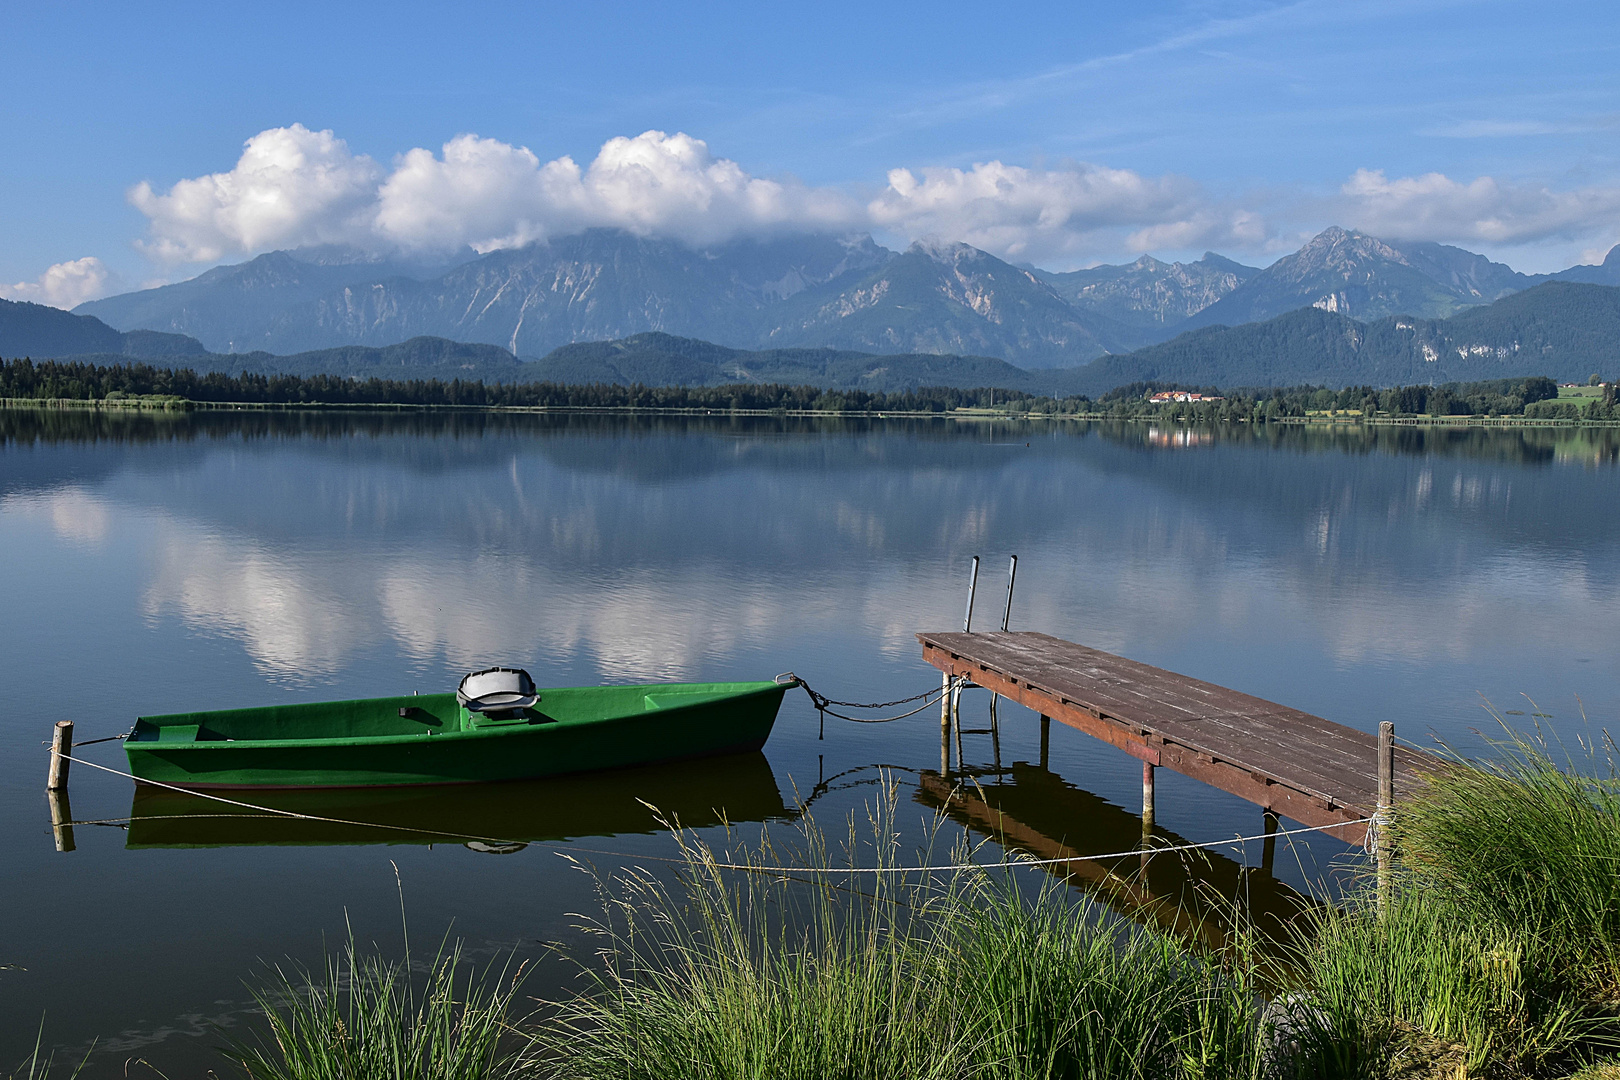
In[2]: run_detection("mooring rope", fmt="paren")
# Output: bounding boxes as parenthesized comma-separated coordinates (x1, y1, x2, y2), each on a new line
(789, 672, 958, 720)
(68, 733, 130, 747)
(785, 672, 969, 741)
(46, 746, 1369, 876)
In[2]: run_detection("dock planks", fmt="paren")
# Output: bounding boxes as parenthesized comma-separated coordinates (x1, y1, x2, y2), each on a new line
(917, 631, 1438, 846)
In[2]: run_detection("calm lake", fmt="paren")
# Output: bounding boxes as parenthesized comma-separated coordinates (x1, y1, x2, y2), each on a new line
(3, 410, 1618, 1075)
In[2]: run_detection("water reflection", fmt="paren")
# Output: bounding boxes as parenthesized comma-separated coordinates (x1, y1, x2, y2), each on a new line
(5, 409, 1620, 1076)
(916, 764, 1315, 952)
(123, 752, 788, 850)
(5, 411, 1619, 689)
(5, 411, 1618, 693)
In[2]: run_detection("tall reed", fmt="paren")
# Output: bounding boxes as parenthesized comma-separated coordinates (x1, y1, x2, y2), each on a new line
(1290, 886, 1600, 1077)
(1285, 720, 1620, 1077)
(532, 786, 1276, 1080)
(5, 1022, 86, 1080)
(223, 937, 529, 1080)
(1390, 720, 1620, 1000)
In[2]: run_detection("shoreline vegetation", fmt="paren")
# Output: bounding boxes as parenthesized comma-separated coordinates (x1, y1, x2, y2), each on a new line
(3, 359, 1620, 427)
(35, 725, 1608, 1080)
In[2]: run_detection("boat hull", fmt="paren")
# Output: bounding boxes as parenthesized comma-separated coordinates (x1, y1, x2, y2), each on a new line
(124, 680, 791, 789)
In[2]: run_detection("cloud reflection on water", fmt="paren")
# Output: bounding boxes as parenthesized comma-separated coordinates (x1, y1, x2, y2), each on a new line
(4, 417, 1618, 704)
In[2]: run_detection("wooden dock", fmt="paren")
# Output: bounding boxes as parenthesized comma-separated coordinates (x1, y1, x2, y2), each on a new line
(918, 631, 1438, 846)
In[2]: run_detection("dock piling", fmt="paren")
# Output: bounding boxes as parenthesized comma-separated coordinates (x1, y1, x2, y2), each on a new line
(46, 720, 73, 791)
(940, 672, 952, 773)
(1039, 714, 1051, 768)
(1141, 761, 1156, 829)
(1262, 810, 1279, 873)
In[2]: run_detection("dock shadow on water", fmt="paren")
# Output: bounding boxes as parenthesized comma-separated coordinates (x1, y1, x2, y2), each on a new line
(915, 763, 1316, 956)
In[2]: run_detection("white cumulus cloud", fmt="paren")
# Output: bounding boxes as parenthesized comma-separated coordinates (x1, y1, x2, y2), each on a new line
(129, 124, 382, 262)
(1339, 168, 1620, 247)
(131, 124, 1282, 268)
(867, 160, 1266, 265)
(0, 256, 118, 308)
(575, 131, 857, 247)
(134, 126, 862, 261)
(374, 134, 586, 251)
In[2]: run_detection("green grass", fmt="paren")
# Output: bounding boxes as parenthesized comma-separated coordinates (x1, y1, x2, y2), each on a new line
(518, 738, 1620, 1080)
(1287, 721, 1620, 1078)
(223, 937, 530, 1080)
(528, 796, 1280, 1080)
(219, 723, 1620, 1079)
(4, 1020, 87, 1080)
(1392, 722, 1620, 1003)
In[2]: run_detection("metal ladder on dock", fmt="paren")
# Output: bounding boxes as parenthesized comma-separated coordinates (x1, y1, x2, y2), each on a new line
(942, 554, 1015, 774)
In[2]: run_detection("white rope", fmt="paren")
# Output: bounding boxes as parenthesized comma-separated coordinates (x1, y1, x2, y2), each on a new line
(49, 747, 1369, 875)
(54, 750, 544, 848)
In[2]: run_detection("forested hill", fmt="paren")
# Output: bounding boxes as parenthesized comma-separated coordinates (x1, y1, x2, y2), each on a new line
(1, 320, 1073, 395)
(0, 297, 207, 360)
(1068, 282, 1620, 396)
(527, 333, 1063, 394)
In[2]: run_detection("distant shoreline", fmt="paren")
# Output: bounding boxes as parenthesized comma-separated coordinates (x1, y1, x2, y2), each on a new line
(6, 395, 1620, 428)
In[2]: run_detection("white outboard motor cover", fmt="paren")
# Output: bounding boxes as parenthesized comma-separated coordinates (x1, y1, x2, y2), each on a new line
(456, 667, 540, 712)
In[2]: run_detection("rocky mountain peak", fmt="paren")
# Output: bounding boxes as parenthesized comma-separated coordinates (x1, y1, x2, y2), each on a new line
(907, 238, 987, 267)
(1279, 228, 1413, 286)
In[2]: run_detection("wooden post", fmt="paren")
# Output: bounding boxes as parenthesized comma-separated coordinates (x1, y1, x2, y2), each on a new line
(1376, 721, 1395, 911)
(1039, 714, 1051, 769)
(47, 788, 75, 853)
(1141, 761, 1156, 830)
(1262, 810, 1279, 874)
(47, 720, 73, 791)
(940, 672, 952, 773)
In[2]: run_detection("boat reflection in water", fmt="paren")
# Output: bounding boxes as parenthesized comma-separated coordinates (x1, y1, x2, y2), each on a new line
(125, 751, 788, 852)
(916, 763, 1316, 952)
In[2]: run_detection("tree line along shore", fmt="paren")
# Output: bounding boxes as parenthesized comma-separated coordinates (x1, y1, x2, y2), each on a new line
(2, 357, 1618, 424)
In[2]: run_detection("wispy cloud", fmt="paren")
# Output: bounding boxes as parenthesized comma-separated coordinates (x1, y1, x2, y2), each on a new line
(1338, 167, 1620, 246)
(1420, 117, 1613, 138)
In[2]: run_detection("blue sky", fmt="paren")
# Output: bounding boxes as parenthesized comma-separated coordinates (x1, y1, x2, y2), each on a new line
(3, 0, 1618, 306)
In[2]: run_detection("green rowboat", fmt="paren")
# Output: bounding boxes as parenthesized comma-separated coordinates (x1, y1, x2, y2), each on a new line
(124, 677, 795, 789)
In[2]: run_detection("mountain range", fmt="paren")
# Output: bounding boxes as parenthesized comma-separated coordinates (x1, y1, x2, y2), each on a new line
(74, 226, 1620, 371)
(3, 224, 1616, 396)
(1068, 281, 1620, 395)
(10, 278, 1620, 398)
